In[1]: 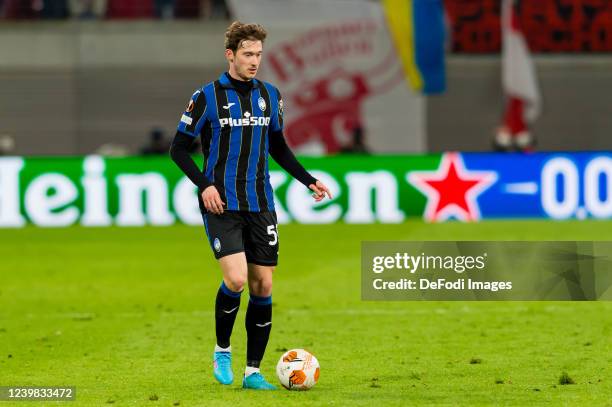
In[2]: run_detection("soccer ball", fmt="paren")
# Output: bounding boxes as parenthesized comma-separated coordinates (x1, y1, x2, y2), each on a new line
(276, 349, 320, 390)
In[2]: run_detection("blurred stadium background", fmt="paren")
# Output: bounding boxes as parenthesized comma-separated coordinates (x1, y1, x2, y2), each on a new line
(1, 0, 612, 225)
(1, 0, 611, 157)
(1, 0, 612, 405)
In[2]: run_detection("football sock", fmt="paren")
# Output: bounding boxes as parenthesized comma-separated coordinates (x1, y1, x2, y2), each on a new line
(215, 281, 242, 349)
(244, 366, 260, 377)
(214, 344, 231, 353)
(245, 294, 272, 368)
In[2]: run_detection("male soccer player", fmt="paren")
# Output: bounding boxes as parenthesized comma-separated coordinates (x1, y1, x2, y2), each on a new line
(169, 21, 332, 390)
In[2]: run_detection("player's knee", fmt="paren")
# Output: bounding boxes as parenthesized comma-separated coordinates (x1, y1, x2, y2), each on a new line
(225, 276, 247, 292)
(262, 281, 273, 297)
(253, 276, 272, 297)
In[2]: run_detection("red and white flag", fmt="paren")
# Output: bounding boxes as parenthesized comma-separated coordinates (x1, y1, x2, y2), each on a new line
(497, 0, 541, 150)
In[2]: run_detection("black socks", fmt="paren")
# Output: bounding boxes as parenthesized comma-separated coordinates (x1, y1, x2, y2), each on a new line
(214, 282, 272, 368)
(245, 294, 272, 368)
(214, 281, 242, 348)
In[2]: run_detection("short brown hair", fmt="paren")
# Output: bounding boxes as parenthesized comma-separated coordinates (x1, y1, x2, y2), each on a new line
(224, 21, 267, 52)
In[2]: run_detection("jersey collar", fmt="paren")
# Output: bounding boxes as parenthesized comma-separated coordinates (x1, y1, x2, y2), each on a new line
(219, 72, 261, 89)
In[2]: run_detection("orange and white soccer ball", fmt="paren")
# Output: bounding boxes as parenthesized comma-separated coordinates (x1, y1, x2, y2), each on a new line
(276, 349, 320, 390)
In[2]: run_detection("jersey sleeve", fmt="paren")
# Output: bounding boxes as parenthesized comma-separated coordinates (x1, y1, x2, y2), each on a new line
(176, 88, 208, 137)
(270, 87, 284, 133)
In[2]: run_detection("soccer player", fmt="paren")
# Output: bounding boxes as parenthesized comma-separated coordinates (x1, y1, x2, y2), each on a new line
(169, 21, 332, 390)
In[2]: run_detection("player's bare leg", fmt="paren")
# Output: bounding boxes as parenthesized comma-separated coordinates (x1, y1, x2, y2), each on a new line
(219, 253, 248, 292)
(247, 264, 273, 296)
(242, 263, 276, 390)
(212, 253, 248, 385)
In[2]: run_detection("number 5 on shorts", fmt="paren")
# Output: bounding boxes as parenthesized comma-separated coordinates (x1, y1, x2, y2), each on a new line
(267, 224, 278, 246)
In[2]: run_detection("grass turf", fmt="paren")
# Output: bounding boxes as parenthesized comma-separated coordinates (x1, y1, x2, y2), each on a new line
(1, 220, 611, 406)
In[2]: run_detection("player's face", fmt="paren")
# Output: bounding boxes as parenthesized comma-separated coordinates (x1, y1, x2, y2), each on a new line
(227, 40, 263, 81)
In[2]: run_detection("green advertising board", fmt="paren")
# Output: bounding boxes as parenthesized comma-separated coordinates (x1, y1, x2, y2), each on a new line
(0, 155, 435, 227)
(6, 152, 609, 227)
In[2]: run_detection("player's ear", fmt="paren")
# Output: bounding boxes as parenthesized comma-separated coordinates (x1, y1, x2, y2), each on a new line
(225, 49, 234, 63)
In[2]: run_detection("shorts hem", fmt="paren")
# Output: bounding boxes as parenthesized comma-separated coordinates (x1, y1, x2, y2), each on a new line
(246, 258, 278, 266)
(215, 249, 245, 260)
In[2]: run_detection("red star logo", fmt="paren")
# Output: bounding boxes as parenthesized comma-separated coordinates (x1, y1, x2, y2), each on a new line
(407, 153, 497, 222)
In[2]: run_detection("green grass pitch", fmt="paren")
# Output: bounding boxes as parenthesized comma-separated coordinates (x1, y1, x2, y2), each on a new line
(1, 220, 611, 406)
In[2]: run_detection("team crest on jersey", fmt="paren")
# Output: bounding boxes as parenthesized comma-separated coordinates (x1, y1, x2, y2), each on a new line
(214, 238, 221, 253)
(258, 97, 266, 112)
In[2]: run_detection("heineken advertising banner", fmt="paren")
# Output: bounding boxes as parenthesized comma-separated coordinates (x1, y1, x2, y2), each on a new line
(1, 152, 612, 227)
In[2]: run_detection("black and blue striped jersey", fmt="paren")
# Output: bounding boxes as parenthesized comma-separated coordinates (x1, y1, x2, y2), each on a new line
(177, 72, 284, 212)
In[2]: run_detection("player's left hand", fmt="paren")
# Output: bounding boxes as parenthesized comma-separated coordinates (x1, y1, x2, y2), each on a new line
(308, 180, 332, 202)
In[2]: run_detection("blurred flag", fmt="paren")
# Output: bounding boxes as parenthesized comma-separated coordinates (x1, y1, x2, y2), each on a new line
(227, 0, 426, 154)
(496, 0, 541, 151)
(382, 0, 446, 94)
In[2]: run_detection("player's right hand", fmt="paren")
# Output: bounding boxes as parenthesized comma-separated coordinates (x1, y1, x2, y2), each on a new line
(201, 185, 226, 215)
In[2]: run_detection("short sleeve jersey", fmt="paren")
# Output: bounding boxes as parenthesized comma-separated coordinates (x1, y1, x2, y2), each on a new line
(177, 72, 284, 212)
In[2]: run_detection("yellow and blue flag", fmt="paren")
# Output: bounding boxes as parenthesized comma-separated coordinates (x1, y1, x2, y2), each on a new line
(382, 0, 446, 94)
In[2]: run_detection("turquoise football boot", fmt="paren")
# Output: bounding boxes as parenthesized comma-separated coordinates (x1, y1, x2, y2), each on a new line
(213, 352, 233, 385)
(242, 372, 277, 390)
